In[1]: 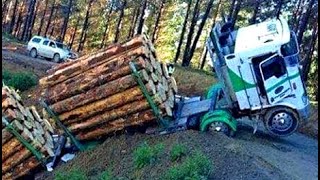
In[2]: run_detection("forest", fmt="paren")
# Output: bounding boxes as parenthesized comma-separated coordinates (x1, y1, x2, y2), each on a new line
(1, 0, 318, 101)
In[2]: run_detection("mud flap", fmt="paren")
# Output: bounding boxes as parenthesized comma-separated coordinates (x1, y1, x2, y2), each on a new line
(200, 110, 237, 132)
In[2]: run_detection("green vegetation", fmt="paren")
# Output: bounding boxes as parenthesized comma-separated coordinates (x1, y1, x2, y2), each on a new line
(133, 142, 165, 169)
(55, 168, 88, 180)
(99, 169, 114, 180)
(164, 151, 212, 180)
(170, 144, 187, 161)
(2, 69, 38, 91)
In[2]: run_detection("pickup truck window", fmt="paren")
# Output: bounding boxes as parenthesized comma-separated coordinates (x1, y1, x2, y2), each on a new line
(43, 40, 49, 45)
(32, 38, 41, 43)
(49, 42, 56, 48)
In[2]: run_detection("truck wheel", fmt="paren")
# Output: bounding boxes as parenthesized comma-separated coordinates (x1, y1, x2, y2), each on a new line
(208, 121, 234, 136)
(53, 53, 60, 63)
(264, 107, 299, 137)
(30, 48, 37, 58)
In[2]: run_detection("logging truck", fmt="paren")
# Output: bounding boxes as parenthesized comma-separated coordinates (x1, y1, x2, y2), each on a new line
(170, 17, 311, 137)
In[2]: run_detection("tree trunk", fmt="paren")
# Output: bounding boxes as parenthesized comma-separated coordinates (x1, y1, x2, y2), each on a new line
(174, 0, 192, 63)
(128, 6, 140, 39)
(21, 0, 37, 41)
(292, 0, 303, 29)
(302, 23, 318, 81)
(44, 0, 56, 37)
(37, 0, 49, 35)
(151, 0, 165, 43)
(296, 0, 315, 44)
(181, 0, 201, 67)
(14, 1, 25, 37)
(2, 0, 10, 27)
(69, 13, 80, 49)
(231, 0, 241, 29)
(114, 0, 127, 43)
(184, 0, 215, 67)
(275, 0, 283, 18)
(60, 0, 73, 42)
(136, 0, 147, 35)
(77, 0, 94, 52)
(100, 6, 113, 49)
(228, 0, 237, 19)
(249, 0, 260, 24)
(199, 0, 222, 69)
(49, 5, 58, 38)
(8, 0, 19, 34)
(27, 0, 40, 40)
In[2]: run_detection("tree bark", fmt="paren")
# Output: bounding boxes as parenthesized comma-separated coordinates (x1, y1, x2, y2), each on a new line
(114, 0, 127, 43)
(69, 13, 80, 48)
(228, 0, 237, 19)
(100, 6, 113, 48)
(60, 0, 73, 42)
(292, 0, 303, 30)
(302, 22, 318, 81)
(13, 1, 26, 37)
(44, 0, 56, 37)
(296, 0, 316, 44)
(151, 0, 165, 43)
(21, 0, 37, 41)
(77, 0, 94, 52)
(2, 157, 39, 180)
(231, 0, 242, 29)
(136, 0, 147, 35)
(128, 6, 140, 39)
(275, 0, 283, 18)
(49, 5, 58, 38)
(181, 0, 201, 66)
(75, 109, 156, 140)
(8, 0, 19, 34)
(27, 0, 40, 40)
(184, 0, 215, 67)
(37, 0, 49, 36)
(45, 55, 147, 105)
(174, 0, 192, 63)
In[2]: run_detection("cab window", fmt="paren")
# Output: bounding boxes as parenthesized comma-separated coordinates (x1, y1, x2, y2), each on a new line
(49, 41, 56, 48)
(261, 55, 286, 80)
(43, 40, 49, 45)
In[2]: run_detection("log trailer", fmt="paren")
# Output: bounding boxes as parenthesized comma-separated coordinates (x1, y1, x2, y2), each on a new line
(163, 17, 311, 137)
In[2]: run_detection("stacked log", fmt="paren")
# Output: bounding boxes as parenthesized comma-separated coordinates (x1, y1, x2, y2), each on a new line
(2, 85, 55, 180)
(40, 35, 177, 141)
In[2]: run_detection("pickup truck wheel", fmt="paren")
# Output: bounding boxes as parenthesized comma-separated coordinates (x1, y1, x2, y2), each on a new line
(30, 48, 37, 58)
(208, 121, 232, 136)
(53, 53, 60, 63)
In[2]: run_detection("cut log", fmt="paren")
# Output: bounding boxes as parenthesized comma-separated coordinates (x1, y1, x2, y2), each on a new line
(161, 62, 170, 78)
(2, 138, 22, 161)
(3, 108, 16, 120)
(156, 84, 167, 102)
(169, 76, 178, 93)
(2, 157, 39, 180)
(40, 36, 148, 87)
(30, 106, 43, 122)
(151, 72, 159, 82)
(44, 54, 149, 104)
(155, 61, 163, 76)
(162, 76, 169, 92)
(50, 72, 148, 114)
(2, 147, 32, 174)
(68, 99, 153, 132)
(2, 129, 13, 145)
(76, 109, 156, 140)
(60, 86, 147, 124)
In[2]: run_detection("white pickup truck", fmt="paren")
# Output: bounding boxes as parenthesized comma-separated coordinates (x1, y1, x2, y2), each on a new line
(27, 36, 78, 63)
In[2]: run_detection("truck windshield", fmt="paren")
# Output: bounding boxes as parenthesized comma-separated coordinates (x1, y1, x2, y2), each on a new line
(56, 43, 69, 50)
(281, 31, 299, 66)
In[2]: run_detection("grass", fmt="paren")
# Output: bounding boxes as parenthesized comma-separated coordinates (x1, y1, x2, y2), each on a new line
(55, 168, 88, 180)
(99, 169, 114, 180)
(2, 69, 38, 91)
(163, 151, 212, 180)
(170, 144, 187, 161)
(133, 142, 165, 169)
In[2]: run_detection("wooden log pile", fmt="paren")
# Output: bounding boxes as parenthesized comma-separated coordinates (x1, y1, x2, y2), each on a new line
(2, 85, 55, 180)
(39, 35, 177, 141)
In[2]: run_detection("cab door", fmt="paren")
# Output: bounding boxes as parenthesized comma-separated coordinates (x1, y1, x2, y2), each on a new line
(259, 54, 292, 104)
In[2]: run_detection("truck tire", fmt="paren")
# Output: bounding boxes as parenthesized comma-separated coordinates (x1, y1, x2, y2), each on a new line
(263, 107, 299, 137)
(30, 48, 37, 58)
(208, 121, 234, 137)
(53, 53, 60, 63)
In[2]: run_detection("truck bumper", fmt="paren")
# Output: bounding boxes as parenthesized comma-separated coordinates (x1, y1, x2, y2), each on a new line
(297, 103, 311, 121)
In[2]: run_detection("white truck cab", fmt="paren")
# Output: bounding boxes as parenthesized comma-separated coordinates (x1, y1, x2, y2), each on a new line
(27, 36, 76, 63)
(207, 17, 310, 137)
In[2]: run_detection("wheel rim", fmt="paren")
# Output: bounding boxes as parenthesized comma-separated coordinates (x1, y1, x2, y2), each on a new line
(54, 54, 60, 62)
(209, 122, 229, 133)
(31, 49, 36, 57)
(270, 112, 293, 132)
